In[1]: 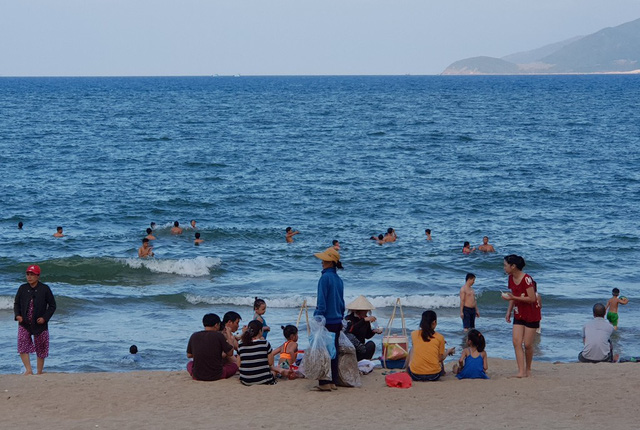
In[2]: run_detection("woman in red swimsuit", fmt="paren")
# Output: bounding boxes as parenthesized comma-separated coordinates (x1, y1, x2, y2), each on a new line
(502, 254, 541, 378)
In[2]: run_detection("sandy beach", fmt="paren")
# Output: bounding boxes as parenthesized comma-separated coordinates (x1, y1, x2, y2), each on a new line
(2, 358, 638, 429)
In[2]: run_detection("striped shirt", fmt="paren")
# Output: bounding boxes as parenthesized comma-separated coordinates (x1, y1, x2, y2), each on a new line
(238, 339, 276, 386)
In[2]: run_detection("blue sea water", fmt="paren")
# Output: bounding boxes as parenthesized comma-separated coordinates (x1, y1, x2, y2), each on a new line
(1, 75, 639, 373)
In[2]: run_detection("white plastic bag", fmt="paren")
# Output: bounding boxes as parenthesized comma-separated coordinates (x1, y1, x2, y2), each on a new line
(301, 316, 332, 380)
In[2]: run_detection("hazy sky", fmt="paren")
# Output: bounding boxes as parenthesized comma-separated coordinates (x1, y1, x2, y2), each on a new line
(2, 0, 640, 76)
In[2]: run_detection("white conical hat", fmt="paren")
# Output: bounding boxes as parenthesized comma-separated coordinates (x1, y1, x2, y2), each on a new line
(346, 295, 375, 311)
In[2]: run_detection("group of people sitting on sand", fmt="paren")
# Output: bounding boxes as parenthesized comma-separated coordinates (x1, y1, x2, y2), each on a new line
(186, 298, 305, 385)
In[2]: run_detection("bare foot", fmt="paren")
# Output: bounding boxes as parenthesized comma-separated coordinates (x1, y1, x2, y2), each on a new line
(23, 370, 33, 376)
(452, 364, 459, 374)
(508, 373, 527, 379)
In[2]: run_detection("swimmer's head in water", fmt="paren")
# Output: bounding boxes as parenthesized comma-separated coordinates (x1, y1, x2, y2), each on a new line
(57, 226, 63, 232)
(463, 241, 470, 247)
(130, 345, 138, 354)
(378, 234, 384, 240)
(195, 232, 200, 239)
(150, 222, 156, 229)
(483, 236, 489, 243)
(174, 221, 179, 227)
(146, 228, 152, 234)
(18, 222, 23, 229)
(202, 313, 221, 328)
(387, 227, 394, 234)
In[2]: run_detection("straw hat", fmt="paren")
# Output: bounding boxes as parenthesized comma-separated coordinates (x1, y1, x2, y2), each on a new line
(314, 247, 340, 262)
(346, 295, 375, 311)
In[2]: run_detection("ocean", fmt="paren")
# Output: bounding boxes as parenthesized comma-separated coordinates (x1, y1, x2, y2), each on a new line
(1, 75, 639, 373)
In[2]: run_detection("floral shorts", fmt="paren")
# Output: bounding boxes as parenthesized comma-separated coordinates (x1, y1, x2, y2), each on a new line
(17, 326, 49, 358)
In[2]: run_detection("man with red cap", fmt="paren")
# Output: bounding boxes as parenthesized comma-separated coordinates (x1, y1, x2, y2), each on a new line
(14, 265, 56, 375)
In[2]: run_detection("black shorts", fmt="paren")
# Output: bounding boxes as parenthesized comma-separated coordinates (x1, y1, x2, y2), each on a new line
(463, 306, 476, 329)
(513, 318, 540, 329)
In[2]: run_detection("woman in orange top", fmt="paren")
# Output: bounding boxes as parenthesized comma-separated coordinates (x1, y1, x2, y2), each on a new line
(407, 310, 455, 381)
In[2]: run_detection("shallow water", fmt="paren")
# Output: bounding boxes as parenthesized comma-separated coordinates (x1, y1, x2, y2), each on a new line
(1, 75, 639, 373)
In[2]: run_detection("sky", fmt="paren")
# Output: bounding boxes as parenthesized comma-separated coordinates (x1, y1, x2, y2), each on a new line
(1, 0, 640, 76)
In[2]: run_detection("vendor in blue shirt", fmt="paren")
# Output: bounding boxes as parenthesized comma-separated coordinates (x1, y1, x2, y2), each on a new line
(313, 246, 345, 391)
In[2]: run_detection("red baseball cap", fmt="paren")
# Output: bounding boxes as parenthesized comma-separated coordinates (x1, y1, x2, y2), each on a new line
(26, 265, 41, 275)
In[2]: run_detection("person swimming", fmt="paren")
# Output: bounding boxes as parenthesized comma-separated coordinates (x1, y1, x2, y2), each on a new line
(171, 221, 183, 235)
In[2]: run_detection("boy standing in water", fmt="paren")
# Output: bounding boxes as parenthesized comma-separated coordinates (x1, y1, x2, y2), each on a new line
(285, 227, 300, 243)
(138, 238, 154, 258)
(460, 273, 479, 332)
(605, 288, 629, 330)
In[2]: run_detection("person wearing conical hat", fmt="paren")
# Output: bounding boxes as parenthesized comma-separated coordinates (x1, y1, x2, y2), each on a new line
(345, 296, 383, 361)
(313, 247, 344, 391)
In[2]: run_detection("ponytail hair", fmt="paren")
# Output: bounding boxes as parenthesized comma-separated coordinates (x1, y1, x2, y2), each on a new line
(467, 329, 485, 353)
(419, 310, 437, 342)
(253, 297, 266, 310)
(504, 254, 526, 270)
(240, 320, 263, 346)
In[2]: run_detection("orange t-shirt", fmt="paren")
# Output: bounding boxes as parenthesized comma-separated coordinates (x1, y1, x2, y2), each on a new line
(409, 330, 445, 375)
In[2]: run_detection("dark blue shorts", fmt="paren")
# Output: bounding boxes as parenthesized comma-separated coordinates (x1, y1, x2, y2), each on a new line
(463, 306, 476, 329)
(407, 365, 445, 382)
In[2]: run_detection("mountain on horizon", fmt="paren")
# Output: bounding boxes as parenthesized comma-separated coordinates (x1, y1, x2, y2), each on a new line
(442, 18, 640, 75)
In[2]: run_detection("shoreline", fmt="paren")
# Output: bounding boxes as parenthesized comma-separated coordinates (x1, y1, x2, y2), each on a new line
(2, 358, 639, 429)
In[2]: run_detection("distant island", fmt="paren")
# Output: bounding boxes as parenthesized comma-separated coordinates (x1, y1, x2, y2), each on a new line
(442, 17, 640, 75)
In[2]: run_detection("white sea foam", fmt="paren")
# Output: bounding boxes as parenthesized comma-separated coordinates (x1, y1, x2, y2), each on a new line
(0, 296, 13, 310)
(184, 293, 459, 309)
(121, 256, 221, 277)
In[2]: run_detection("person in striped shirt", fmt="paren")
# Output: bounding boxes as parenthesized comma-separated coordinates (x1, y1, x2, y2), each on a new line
(237, 320, 277, 386)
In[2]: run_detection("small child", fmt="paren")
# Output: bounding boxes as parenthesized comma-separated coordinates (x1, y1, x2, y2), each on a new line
(285, 227, 300, 243)
(237, 320, 277, 386)
(459, 273, 479, 332)
(462, 241, 475, 254)
(273, 325, 299, 368)
(270, 325, 301, 379)
(605, 288, 629, 330)
(194, 232, 204, 245)
(253, 297, 270, 339)
(453, 329, 488, 379)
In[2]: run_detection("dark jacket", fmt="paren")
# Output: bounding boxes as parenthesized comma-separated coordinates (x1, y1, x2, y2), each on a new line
(345, 314, 375, 344)
(314, 267, 345, 325)
(14, 281, 56, 335)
